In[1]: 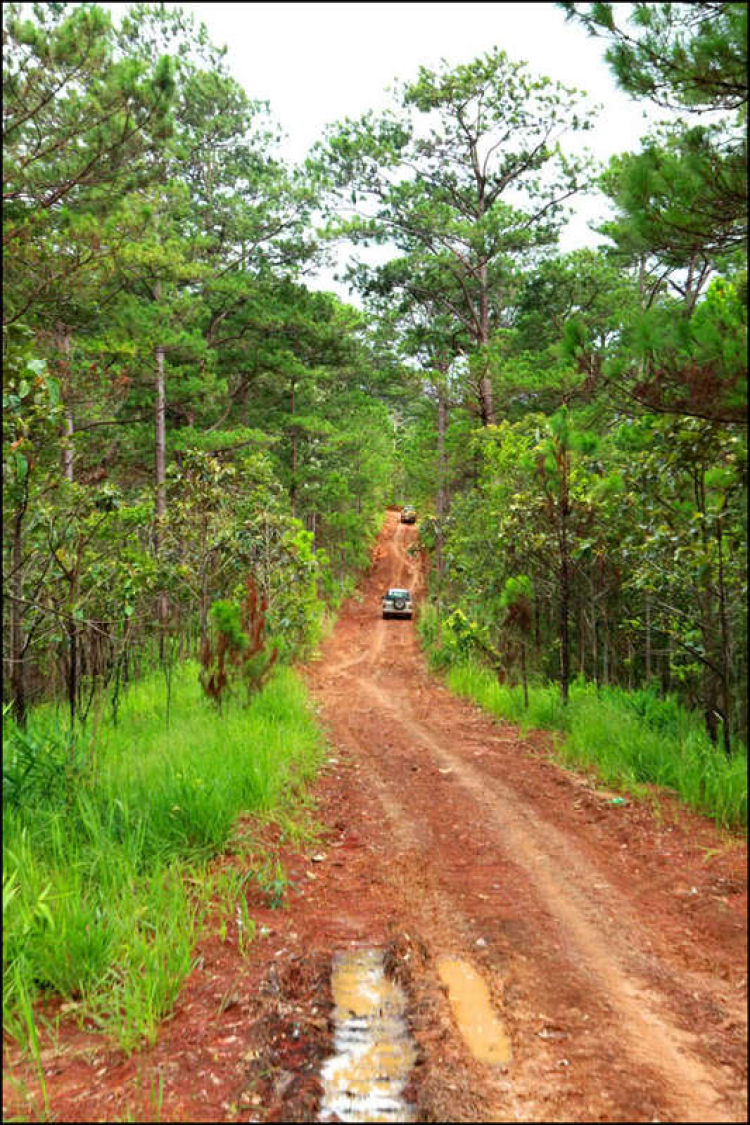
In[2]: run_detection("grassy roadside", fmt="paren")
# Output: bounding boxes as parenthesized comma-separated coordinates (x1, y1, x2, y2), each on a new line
(417, 607, 747, 833)
(2, 661, 326, 1057)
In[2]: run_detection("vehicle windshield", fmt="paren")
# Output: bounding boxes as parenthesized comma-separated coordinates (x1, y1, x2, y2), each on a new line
(387, 589, 410, 598)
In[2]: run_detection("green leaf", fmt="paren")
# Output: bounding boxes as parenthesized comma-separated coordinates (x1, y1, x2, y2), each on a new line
(14, 452, 28, 481)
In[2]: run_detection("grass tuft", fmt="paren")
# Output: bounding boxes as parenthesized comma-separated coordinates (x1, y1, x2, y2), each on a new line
(419, 608, 747, 831)
(2, 661, 325, 1054)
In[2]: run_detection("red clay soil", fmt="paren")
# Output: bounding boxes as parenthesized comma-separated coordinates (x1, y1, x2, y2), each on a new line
(3, 511, 747, 1123)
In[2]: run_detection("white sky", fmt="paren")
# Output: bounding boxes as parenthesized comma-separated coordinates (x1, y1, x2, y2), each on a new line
(171, 2, 672, 297)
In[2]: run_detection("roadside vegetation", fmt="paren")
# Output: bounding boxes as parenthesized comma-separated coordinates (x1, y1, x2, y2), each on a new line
(315, 2, 746, 762)
(419, 604, 747, 831)
(3, 661, 324, 1057)
(2, 0, 747, 1077)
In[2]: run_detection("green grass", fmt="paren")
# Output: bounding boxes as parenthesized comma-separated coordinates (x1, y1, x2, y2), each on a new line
(418, 609, 747, 832)
(2, 661, 325, 1055)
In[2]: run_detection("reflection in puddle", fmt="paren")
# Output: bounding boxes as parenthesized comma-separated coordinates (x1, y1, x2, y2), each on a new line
(438, 957, 512, 1066)
(319, 947, 416, 1122)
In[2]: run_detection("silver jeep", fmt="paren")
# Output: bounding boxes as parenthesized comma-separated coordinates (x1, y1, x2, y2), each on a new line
(382, 588, 413, 619)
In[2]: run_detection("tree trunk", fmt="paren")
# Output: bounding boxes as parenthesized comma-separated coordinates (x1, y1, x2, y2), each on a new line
(660, 627, 672, 696)
(520, 637, 528, 710)
(715, 512, 733, 753)
(558, 454, 571, 706)
(153, 282, 169, 659)
(67, 618, 78, 728)
(56, 325, 74, 481)
(436, 385, 449, 578)
(62, 410, 74, 481)
(289, 377, 297, 517)
(9, 499, 27, 727)
(199, 572, 210, 663)
(155, 344, 167, 523)
(591, 604, 600, 690)
(477, 261, 495, 425)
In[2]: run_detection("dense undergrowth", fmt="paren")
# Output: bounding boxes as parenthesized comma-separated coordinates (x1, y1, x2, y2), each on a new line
(2, 661, 325, 1056)
(418, 603, 747, 832)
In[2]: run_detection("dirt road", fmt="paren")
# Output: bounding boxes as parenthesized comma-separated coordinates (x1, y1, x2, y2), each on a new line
(298, 511, 747, 1122)
(4, 512, 746, 1122)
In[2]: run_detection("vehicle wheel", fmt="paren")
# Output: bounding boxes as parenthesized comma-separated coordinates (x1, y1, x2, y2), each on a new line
(393, 598, 405, 610)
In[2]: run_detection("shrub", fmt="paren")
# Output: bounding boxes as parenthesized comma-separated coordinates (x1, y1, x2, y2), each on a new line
(200, 576, 278, 709)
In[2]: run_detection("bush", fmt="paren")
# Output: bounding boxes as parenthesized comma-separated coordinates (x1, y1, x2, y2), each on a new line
(200, 577, 278, 709)
(418, 615, 747, 830)
(2, 661, 325, 1051)
(2, 714, 88, 811)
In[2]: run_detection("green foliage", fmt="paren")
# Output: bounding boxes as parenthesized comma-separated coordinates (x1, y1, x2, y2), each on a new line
(3, 1, 398, 728)
(2, 662, 325, 1050)
(314, 46, 598, 423)
(559, 2, 747, 427)
(560, 3, 747, 113)
(422, 645, 746, 829)
(200, 579, 278, 709)
(439, 609, 493, 665)
(2, 716, 86, 811)
(210, 601, 248, 652)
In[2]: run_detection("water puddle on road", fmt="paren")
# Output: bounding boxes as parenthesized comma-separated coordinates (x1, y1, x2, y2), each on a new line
(318, 947, 417, 1122)
(437, 957, 512, 1066)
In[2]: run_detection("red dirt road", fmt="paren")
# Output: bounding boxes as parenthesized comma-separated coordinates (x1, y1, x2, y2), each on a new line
(4, 512, 747, 1122)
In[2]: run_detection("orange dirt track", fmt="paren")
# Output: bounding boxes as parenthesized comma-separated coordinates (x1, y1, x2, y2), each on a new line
(3, 512, 747, 1122)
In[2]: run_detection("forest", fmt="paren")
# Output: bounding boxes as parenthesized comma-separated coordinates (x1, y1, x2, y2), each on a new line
(2, 0, 747, 1075)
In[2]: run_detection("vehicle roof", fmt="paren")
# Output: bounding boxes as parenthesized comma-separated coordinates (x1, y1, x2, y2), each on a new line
(386, 588, 410, 596)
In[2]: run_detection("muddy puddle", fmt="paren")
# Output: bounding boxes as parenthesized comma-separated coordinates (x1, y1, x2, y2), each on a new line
(438, 957, 512, 1066)
(318, 947, 417, 1122)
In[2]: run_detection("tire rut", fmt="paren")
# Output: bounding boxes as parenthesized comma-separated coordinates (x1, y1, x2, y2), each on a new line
(304, 511, 747, 1123)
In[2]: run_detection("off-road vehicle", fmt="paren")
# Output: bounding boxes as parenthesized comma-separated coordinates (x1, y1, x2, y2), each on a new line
(400, 505, 416, 524)
(382, 588, 413, 619)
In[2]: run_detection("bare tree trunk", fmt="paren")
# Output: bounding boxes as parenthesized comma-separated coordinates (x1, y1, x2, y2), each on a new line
(9, 499, 27, 726)
(660, 627, 672, 696)
(63, 409, 74, 481)
(289, 377, 297, 517)
(590, 604, 599, 690)
(477, 261, 495, 426)
(436, 384, 449, 578)
(520, 637, 528, 710)
(154, 286, 169, 659)
(715, 512, 732, 753)
(155, 346, 167, 523)
(56, 325, 74, 481)
(558, 453, 571, 706)
(67, 617, 78, 727)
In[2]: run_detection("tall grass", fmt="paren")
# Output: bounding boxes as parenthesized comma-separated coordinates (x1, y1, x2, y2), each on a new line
(418, 607, 747, 831)
(3, 661, 325, 1054)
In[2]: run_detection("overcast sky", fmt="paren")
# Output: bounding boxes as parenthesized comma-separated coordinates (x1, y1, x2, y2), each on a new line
(170, 2, 667, 295)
